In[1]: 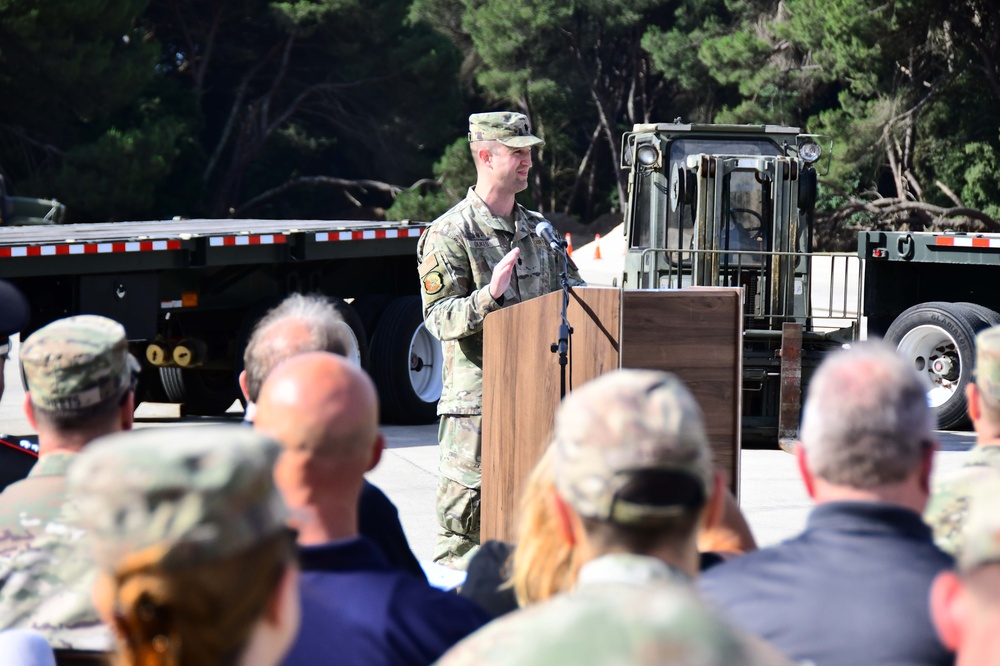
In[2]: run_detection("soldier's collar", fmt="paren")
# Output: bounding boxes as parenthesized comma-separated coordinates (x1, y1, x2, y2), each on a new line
(576, 552, 691, 589)
(466, 188, 517, 234)
(29, 451, 78, 478)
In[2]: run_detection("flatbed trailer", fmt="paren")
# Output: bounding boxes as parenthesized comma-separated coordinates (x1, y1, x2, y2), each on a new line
(0, 218, 441, 422)
(861, 230, 1000, 429)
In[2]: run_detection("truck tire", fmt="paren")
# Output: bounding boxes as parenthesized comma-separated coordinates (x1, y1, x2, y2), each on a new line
(328, 297, 369, 369)
(159, 367, 241, 417)
(351, 295, 393, 344)
(956, 303, 1000, 328)
(884, 302, 991, 430)
(369, 295, 442, 424)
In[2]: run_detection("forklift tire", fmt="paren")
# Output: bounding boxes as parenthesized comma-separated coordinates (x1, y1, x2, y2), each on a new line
(369, 295, 442, 424)
(884, 301, 992, 430)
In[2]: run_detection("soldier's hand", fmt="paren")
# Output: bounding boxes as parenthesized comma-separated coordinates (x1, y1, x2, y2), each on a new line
(489, 247, 520, 300)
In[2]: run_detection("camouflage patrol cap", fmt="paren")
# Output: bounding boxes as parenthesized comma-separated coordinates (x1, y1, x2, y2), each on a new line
(957, 476, 1000, 572)
(21, 315, 140, 413)
(68, 425, 288, 571)
(468, 112, 544, 148)
(551, 369, 713, 525)
(975, 325, 1000, 404)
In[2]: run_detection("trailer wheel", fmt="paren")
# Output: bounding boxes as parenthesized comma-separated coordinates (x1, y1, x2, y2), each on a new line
(956, 303, 1000, 328)
(885, 302, 992, 430)
(327, 297, 369, 368)
(369, 295, 442, 424)
(351, 295, 393, 343)
(158, 367, 240, 417)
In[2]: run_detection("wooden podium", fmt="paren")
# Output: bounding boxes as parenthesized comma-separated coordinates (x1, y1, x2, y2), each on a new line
(481, 286, 743, 543)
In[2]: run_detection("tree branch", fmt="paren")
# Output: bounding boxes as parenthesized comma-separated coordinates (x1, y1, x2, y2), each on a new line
(234, 175, 405, 215)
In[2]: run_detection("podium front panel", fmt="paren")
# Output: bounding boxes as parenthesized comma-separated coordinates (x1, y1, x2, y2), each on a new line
(482, 287, 620, 542)
(620, 289, 742, 495)
(482, 286, 741, 543)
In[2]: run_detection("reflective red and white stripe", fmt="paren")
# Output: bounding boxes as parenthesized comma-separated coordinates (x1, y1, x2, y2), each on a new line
(0, 240, 181, 258)
(0, 227, 425, 258)
(314, 228, 424, 242)
(935, 236, 1000, 249)
(208, 234, 287, 247)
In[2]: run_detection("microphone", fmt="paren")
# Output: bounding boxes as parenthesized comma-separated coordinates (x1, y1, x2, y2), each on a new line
(535, 221, 564, 252)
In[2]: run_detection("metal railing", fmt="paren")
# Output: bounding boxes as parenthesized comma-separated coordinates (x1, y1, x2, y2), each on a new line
(635, 247, 862, 334)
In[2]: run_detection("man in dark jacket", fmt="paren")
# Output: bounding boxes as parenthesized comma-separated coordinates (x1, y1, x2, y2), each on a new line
(240, 293, 424, 579)
(699, 342, 955, 666)
(255, 352, 489, 666)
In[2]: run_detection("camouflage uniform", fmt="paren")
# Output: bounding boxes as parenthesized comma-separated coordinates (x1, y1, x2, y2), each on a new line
(417, 112, 583, 567)
(925, 325, 1000, 558)
(0, 315, 139, 649)
(925, 446, 1000, 558)
(435, 370, 791, 666)
(435, 552, 790, 666)
(955, 475, 1000, 572)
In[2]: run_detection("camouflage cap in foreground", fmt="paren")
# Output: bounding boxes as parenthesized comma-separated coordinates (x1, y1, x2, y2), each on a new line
(20, 315, 140, 413)
(67, 425, 288, 571)
(551, 369, 713, 525)
(468, 112, 544, 148)
(958, 476, 1000, 572)
(975, 325, 1000, 404)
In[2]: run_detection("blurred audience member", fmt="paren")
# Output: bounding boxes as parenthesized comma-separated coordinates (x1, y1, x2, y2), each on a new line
(437, 370, 790, 666)
(931, 477, 1000, 666)
(700, 342, 954, 666)
(0, 629, 56, 666)
(241, 293, 423, 579)
(69, 425, 299, 666)
(460, 447, 578, 618)
(926, 325, 1000, 558)
(254, 352, 489, 666)
(0, 315, 139, 651)
(462, 436, 756, 618)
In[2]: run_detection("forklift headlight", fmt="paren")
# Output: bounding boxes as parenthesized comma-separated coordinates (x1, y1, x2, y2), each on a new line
(636, 144, 661, 169)
(799, 141, 822, 163)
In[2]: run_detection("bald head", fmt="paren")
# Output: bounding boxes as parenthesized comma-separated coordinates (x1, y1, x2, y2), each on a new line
(255, 352, 379, 460)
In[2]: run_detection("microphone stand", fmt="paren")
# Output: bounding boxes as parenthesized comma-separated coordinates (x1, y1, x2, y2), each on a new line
(548, 238, 574, 400)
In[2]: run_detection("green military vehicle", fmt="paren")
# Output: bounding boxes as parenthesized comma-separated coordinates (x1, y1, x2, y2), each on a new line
(619, 122, 1000, 443)
(0, 176, 66, 226)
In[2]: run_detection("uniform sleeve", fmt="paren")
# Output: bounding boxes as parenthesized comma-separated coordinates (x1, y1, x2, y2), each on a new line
(418, 227, 503, 342)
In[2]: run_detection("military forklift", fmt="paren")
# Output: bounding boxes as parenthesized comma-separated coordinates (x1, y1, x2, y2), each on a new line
(619, 122, 855, 445)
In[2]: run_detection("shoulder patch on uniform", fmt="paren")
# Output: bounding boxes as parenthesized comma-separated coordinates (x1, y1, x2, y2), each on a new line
(419, 253, 439, 277)
(423, 271, 444, 295)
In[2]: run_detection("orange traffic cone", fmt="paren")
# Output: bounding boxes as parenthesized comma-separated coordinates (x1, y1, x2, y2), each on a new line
(565, 233, 573, 256)
(593, 233, 602, 260)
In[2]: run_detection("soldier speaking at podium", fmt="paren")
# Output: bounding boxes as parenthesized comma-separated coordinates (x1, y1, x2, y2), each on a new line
(417, 112, 584, 569)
